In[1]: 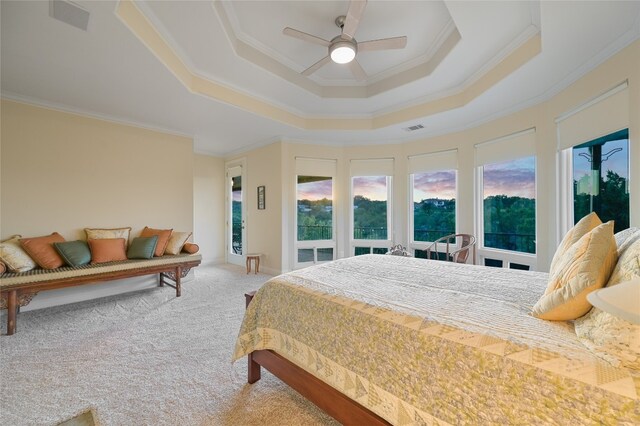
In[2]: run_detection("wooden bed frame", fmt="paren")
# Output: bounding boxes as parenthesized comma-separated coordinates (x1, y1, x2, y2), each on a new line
(244, 291, 391, 426)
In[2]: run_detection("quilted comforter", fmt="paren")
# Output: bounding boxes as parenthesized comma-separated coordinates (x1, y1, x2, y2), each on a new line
(233, 254, 639, 425)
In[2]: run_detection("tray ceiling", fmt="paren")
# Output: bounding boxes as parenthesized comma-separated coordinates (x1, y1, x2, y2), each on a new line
(1, 1, 639, 155)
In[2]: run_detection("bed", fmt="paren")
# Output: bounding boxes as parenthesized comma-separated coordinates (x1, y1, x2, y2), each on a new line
(233, 254, 639, 424)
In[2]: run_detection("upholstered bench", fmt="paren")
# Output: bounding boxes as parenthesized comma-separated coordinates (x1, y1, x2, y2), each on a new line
(0, 253, 202, 335)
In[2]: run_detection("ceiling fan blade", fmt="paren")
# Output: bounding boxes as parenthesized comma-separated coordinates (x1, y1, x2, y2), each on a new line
(283, 27, 330, 47)
(342, 0, 367, 40)
(302, 55, 332, 76)
(349, 59, 367, 81)
(358, 36, 407, 52)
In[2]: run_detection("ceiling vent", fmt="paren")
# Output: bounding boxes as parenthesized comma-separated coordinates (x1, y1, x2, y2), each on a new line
(403, 124, 424, 132)
(49, 0, 90, 32)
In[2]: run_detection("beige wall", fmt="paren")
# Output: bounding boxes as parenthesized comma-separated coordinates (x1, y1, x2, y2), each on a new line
(1, 100, 194, 308)
(193, 154, 225, 264)
(226, 143, 284, 274)
(239, 40, 639, 273)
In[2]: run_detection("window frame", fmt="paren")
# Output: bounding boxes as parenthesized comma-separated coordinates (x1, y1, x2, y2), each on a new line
(349, 175, 393, 256)
(294, 174, 336, 268)
(475, 156, 538, 271)
(408, 170, 459, 255)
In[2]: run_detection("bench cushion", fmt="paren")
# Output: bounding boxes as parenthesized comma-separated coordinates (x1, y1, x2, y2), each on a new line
(0, 254, 202, 289)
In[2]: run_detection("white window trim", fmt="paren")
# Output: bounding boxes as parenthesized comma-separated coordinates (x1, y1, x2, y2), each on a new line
(349, 175, 393, 256)
(294, 175, 336, 269)
(475, 159, 538, 271)
(408, 170, 459, 254)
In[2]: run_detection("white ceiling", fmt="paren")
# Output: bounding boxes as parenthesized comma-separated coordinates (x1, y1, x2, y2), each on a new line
(1, 1, 639, 156)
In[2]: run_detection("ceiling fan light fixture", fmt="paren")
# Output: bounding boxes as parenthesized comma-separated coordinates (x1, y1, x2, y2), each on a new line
(330, 41, 356, 64)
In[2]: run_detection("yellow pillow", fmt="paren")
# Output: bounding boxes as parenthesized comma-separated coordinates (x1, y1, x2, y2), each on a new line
(549, 212, 601, 274)
(532, 221, 617, 320)
(164, 231, 192, 255)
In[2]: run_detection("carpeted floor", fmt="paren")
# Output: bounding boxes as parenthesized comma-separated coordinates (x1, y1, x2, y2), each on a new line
(0, 265, 339, 426)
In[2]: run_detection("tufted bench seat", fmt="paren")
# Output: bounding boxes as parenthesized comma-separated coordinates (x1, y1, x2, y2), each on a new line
(0, 253, 202, 335)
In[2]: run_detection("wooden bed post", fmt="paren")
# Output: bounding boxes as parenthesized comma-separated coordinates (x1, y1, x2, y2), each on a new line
(244, 291, 261, 383)
(175, 266, 182, 297)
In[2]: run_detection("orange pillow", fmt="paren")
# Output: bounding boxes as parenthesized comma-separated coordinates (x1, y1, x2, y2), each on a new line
(182, 242, 199, 254)
(88, 238, 127, 264)
(20, 232, 66, 269)
(140, 227, 173, 257)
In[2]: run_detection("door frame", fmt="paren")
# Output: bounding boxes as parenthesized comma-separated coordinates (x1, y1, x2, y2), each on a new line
(226, 159, 246, 266)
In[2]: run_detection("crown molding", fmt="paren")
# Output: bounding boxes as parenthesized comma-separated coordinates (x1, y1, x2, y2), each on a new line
(0, 92, 194, 140)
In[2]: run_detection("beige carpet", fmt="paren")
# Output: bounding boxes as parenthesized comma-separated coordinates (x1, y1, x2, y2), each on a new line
(0, 265, 339, 426)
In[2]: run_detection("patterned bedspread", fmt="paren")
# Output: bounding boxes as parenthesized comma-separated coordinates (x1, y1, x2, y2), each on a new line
(233, 255, 639, 425)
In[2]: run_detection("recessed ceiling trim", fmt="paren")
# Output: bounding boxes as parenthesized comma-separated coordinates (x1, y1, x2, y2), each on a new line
(212, 0, 461, 98)
(116, 0, 541, 131)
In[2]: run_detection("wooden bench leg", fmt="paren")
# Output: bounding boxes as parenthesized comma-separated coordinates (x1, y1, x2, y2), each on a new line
(7, 290, 17, 336)
(175, 266, 182, 297)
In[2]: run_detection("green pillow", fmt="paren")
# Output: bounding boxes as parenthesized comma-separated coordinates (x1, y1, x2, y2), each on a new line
(54, 241, 91, 267)
(127, 236, 158, 260)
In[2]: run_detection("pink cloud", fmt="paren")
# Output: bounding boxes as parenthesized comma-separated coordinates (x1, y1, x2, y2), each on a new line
(298, 179, 332, 201)
(353, 176, 387, 201)
(483, 158, 535, 198)
(413, 170, 456, 201)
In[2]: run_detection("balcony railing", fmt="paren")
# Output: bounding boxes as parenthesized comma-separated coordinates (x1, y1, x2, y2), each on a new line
(292, 225, 535, 255)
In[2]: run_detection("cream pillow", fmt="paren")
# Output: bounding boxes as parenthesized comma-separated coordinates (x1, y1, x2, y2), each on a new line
(0, 235, 37, 273)
(532, 221, 617, 320)
(85, 227, 131, 244)
(574, 230, 640, 369)
(549, 212, 601, 275)
(164, 231, 192, 255)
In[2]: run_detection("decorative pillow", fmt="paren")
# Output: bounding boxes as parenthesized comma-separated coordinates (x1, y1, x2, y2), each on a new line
(54, 240, 91, 267)
(139, 227, 172, 257)
(0, 235, 36, 273)
(127, 236, 158, 260)
(164, 231, 191, 255)
(549, 212, 601, 274)
(575, 238, 640, 369)
(0, 261, 6, 275)
(85, 227, 131, 245)
(614, 227, 640, 248)
(532, 221, 617, 320)
(20, 232, 66, 269)
(88, 238, 127, 264)
(182, 243, 199, 254)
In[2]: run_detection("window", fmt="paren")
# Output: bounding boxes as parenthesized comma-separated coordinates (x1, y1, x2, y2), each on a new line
(475, 129, 537, 269)
(295, 158, 337, 267)
(408, 149, 458, 257)
(556, 82, 629, 241)
(482, 157, 536, 254)
(297, 176, 333, 241)
(572, 129, 629, 232)
(411, 170, 456, 243)
(350, 159, 393, 256)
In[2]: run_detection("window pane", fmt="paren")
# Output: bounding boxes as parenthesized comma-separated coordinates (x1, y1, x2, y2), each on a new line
(372, 247, 387, 255)
(483, 157, 536, 254)
(573, 130, 629, 233)
(297, 249, 314, 263)
(353, 176, 388, 240)
(412, 170, 456, 242)
(414, 249, 447, 261)
(317, 248, 334, 262)
(297, 176, 332, 241)
(484, 258, 503, 268)
(231, 175, 242, 255)
(509, 262, 530, 270)
(354, 247, 370, 256)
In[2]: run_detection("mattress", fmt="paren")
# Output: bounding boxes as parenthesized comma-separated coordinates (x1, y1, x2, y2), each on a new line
(233, 254, 639, 424)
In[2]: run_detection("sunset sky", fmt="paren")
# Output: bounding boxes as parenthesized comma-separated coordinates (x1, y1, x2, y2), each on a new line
(483, 156, 536, 198)
(353, 176, 387, 201)
(413, 170, 456, 202)
(297, 177, 332, 201)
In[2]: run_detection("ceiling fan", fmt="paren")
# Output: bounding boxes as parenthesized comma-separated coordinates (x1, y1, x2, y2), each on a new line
(283, 0, 407, 81)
